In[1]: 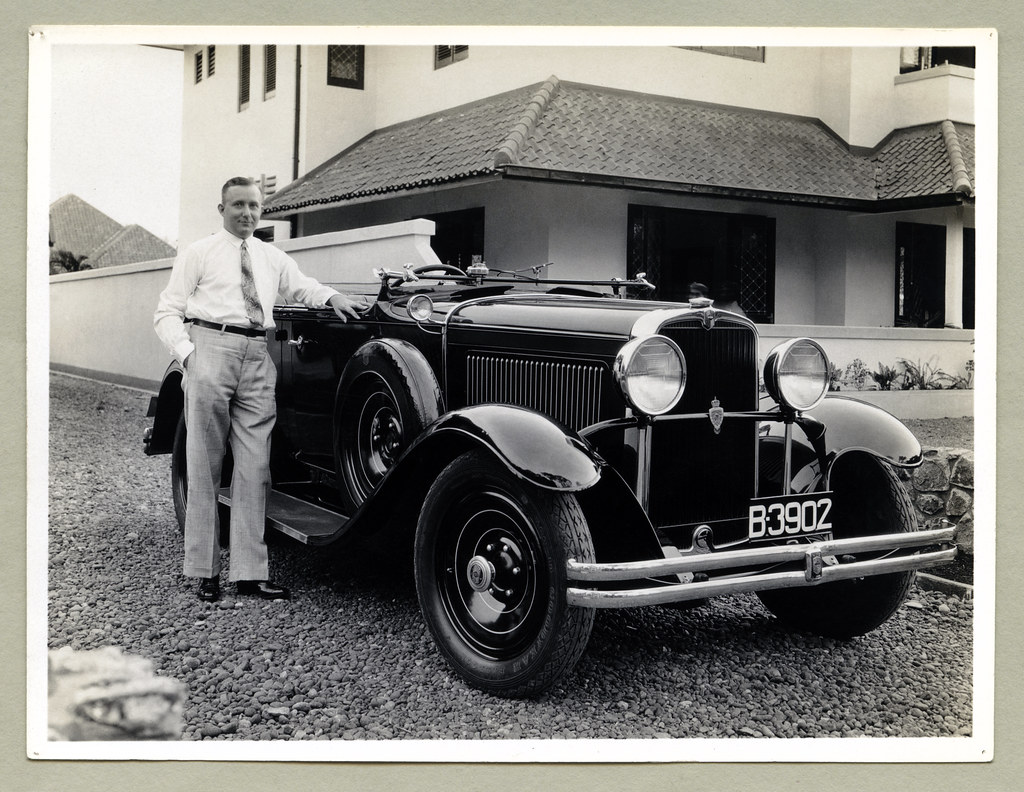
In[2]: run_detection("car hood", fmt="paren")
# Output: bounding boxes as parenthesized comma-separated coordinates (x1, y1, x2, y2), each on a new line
(446, 293, 696, 339)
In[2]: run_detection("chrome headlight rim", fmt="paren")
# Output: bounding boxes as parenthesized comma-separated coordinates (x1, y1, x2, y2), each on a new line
(407, 294, 435, 322)
(763, 337, 830, 412)
(613, 334, 687, 417)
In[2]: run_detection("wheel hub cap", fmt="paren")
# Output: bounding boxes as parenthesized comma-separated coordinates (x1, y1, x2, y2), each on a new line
(466, 555, 495, 592)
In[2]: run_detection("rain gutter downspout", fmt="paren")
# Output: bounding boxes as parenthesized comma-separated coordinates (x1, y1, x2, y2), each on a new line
(291, 45, 302, 237)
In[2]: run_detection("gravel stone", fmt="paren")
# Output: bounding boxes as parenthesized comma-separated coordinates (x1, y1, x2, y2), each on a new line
(46, 373, 974, 740)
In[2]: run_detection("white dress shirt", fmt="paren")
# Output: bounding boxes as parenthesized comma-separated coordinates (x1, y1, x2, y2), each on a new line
(154, 229, 339, 364)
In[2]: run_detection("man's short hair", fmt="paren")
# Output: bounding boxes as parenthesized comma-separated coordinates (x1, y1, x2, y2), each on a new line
(221, 177, 261, 203)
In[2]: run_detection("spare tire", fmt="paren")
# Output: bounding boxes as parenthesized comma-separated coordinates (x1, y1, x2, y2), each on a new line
(334, 340, 443, 513)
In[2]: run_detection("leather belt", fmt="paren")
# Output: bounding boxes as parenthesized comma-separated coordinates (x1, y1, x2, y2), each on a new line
(189, 318, 266, 338)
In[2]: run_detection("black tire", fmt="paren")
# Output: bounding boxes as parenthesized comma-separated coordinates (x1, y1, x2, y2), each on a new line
(335, 353, 431, 513)
(170, 414, 232, 546)
(756, 453, 918, 638)
(414, 451, 595, 698)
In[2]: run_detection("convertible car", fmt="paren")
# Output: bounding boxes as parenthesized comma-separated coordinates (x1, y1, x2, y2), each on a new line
(144, 259, 956, 697)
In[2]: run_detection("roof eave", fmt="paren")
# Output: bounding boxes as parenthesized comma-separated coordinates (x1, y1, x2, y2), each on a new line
(500, 165, 968, 212)
(262, 173, 504, 217)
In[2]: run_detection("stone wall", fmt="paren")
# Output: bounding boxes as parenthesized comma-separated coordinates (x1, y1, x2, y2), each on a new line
(900, 448, 974, 555)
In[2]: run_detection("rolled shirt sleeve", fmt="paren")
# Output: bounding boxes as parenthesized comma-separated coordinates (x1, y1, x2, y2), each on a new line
(154, 246, 200, 365)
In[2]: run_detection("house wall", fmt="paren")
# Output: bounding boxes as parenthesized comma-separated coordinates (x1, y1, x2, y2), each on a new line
(296, 180, 965, 332)
(177, 44, 976, 246)
(299, 46, 379, 178)
(365, 45, 970, 150)
(179, 45, 298, 248)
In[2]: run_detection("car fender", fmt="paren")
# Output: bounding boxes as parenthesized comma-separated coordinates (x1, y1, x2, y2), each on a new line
(341, 404, 663, 563)
(760, 395, 923, 492)
(336, 337, 445, 426)
(406, 404, 603, 491)
(143, 362, 185, 455)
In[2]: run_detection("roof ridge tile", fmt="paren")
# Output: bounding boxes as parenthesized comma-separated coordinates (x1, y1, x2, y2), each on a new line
(941, 120, 974, 196)
(493, 76, 560, 167)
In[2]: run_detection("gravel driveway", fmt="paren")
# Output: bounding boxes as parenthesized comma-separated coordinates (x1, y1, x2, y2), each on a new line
(46, 373, 974, 741)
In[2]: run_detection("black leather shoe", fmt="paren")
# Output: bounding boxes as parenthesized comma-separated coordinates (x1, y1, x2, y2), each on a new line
(197, 577, 220, 602)
(236, 580, 290, 600)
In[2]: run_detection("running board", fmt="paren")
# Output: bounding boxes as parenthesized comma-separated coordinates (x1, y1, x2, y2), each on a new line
(216, 488, 348, 545)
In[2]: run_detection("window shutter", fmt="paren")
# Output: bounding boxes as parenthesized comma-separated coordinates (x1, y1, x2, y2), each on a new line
(434, 45, 469, 69)
(207, 45, 216, 76)
(264, 44, 277, 98)
(194, 51, 203, 83)
(239, 45, 250, 110)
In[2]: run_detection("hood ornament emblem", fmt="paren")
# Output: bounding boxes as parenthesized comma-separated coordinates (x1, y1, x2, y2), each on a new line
(709, 398, 724, 435)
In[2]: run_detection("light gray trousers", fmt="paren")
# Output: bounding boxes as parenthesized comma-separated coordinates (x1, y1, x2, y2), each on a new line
(182, 324, 276, 581)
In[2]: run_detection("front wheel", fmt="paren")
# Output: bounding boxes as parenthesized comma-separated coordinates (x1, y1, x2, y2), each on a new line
(757, 453, 918, 638)
(414, 451, 595, 697)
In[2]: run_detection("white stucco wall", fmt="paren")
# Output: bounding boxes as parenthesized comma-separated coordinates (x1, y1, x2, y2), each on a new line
(178, 45, 298, 248)
(291, 179, 973, 332)
(49, 218, 975, 412)
(50, 259, 176, 388)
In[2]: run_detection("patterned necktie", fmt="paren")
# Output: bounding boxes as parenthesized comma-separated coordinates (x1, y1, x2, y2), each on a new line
(240, 240, 264, 328)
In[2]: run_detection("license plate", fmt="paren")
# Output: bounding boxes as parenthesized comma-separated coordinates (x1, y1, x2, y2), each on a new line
(748, 492, 834, 542)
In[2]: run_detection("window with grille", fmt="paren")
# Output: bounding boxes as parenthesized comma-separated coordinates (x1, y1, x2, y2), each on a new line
(894, 222, 946, 328)
(238, 45, 250, 110)
(434, 45, 469, 69)
(264, 45, 277, 99)
(327, 45, 365, 89)
(680, 46, 765, 63)
(194, 51, 203, 83)
(899, 46, 975, 74)
(207, 45, 216, 77)
(627, 205, 775, 323)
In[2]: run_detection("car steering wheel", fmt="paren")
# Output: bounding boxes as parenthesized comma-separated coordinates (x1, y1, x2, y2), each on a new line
(411, 264, 468, 278)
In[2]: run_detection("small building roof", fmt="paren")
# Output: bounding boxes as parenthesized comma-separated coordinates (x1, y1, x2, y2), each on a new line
(263, 77, 975, 217)
(49, 194, 124, 257)
(49, 194, 175, 268)
(87, 224, 177, 268)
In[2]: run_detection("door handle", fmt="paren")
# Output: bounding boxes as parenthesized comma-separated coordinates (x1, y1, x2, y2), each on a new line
(288, 335, 317, 352)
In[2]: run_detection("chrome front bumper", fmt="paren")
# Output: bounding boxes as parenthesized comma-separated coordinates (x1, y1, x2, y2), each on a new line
(566, 526, 957, 608)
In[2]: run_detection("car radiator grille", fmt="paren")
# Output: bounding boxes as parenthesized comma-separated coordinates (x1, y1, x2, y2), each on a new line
(651, 319, 760, 528)
(465, 353, 603, 431)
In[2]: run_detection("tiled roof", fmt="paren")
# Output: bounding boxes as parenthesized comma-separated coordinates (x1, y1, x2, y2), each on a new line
(873, 121, 975, 200)
(263, 77, 974, 216)
(49, 194, 124, 257)
(88, 224, 177, 268)
(49, 194, 176, 268)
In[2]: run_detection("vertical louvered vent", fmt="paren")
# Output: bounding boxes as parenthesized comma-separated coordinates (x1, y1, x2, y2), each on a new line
(466, 354, 603, 431)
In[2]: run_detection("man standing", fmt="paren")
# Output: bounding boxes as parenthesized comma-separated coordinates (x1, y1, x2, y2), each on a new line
(154, 177, 365, 602)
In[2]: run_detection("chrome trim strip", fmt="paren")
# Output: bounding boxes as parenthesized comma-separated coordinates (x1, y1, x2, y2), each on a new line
(566, 526, 956, 582)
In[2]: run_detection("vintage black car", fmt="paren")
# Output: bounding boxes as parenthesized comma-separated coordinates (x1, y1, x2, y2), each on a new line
(144, 260, 956, 697)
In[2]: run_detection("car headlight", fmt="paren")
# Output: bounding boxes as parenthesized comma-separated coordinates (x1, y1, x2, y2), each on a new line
(763, 338, 830, 412)
(407, 294, 434, 322)
(614, 335, 687, 416)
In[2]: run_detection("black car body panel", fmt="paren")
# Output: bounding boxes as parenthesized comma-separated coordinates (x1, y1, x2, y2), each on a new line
(144, 264, 956, 696)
